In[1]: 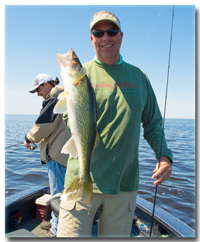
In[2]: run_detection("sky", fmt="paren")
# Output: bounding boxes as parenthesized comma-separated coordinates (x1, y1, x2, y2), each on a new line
(3, 3, 196, 119)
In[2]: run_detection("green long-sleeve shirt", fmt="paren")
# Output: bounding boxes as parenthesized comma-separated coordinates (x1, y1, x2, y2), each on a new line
(63, 59, 173, 194)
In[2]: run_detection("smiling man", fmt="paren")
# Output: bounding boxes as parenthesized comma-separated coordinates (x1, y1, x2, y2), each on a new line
(57, 10, 173, 238)
(90, 22, 123, 65)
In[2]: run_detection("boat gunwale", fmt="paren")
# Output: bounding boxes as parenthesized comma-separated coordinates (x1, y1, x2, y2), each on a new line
(5, 185, 50, 209)
(136, 196, 195, 238)
(5, 185, 195, 238)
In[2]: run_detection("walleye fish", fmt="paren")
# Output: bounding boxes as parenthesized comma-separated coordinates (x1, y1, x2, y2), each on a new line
(54, 48, 99, 207)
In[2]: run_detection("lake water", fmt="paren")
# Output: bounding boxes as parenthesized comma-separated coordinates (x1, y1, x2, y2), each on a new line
(5, 114, 195, 230)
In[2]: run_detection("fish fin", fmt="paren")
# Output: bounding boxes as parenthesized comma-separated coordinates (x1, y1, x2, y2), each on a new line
(57, 91, 69, 100)
(53, 97, 67, 114)
(60, 176, 93, 207)
(93, 132, 100, 150)
(82, 176, 93, 206)
(61, 137, 78, 158)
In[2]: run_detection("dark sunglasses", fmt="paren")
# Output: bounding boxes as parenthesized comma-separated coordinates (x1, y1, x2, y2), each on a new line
(92, 28, 120, 38)
(36, 83, 44, 93)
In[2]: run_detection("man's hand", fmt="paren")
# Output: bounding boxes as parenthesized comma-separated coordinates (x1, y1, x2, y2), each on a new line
(152, 156, 172, 186)
(24, 140, 32, 149)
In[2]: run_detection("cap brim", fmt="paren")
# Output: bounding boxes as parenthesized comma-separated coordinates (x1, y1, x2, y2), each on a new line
(90, 19, 120, 32)
(29, 84, 40, 93)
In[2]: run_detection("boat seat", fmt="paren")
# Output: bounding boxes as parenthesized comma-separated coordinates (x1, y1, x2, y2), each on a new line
(50, 193, 61, 217)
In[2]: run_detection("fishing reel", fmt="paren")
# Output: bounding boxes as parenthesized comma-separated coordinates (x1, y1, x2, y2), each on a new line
(29, 143, 38, 151)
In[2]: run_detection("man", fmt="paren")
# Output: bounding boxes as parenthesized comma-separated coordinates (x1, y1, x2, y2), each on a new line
(24, 73, 70, 237)
(57, 11, 173, 237)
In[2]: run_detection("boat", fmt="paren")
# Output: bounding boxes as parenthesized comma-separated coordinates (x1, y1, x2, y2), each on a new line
(5, 184, 195, 238)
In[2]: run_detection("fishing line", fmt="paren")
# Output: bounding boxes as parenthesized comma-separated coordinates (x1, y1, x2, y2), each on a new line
(147, 7, 163, 40)
(149, 5, 174, 237)
(139, 7, 164, 70)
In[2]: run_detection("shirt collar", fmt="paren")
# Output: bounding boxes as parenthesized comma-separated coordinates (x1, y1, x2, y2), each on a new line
(94, 54, 123, 65)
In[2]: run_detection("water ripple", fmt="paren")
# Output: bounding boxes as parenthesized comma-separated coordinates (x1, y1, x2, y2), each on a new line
(138, 119, 195, 230)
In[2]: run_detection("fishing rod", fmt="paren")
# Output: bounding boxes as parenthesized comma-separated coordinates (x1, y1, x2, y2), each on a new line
(5, 142, 24, 148)
(5, 142, 38, 151)
(149, 5, 174, 237)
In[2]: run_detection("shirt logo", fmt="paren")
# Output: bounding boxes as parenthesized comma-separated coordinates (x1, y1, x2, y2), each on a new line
(92, 80, 137, 92)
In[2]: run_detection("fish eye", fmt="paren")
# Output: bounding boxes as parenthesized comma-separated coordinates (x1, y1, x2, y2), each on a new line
(74, 57, 79, 62)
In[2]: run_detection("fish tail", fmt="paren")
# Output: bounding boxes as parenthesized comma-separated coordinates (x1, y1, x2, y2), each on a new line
(61, 176, 93, 207)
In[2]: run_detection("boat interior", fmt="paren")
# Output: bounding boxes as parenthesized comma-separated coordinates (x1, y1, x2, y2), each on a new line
(5, 184, 195, 238)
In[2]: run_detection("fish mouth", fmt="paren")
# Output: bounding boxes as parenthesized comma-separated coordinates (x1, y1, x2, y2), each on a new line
(57, 48, 78, 63)
(56, 48, 82, 73)
(68, 49, 82, 66)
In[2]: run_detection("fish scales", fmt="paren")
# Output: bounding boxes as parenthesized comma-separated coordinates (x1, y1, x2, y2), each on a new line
(75, 76, 96, 175)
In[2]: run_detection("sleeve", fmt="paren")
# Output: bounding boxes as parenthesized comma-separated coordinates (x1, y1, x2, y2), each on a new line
(26, 97, 60, 142)
(141, 78, 173, 164)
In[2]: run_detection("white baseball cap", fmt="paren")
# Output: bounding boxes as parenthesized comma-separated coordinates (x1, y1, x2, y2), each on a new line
(29, 74, 54, 93)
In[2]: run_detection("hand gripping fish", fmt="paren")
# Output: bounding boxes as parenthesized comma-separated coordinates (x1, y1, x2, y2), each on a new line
(54, 48, 99, 207)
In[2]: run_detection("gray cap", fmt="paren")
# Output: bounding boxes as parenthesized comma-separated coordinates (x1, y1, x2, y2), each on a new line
(29, 74, 53, 93)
